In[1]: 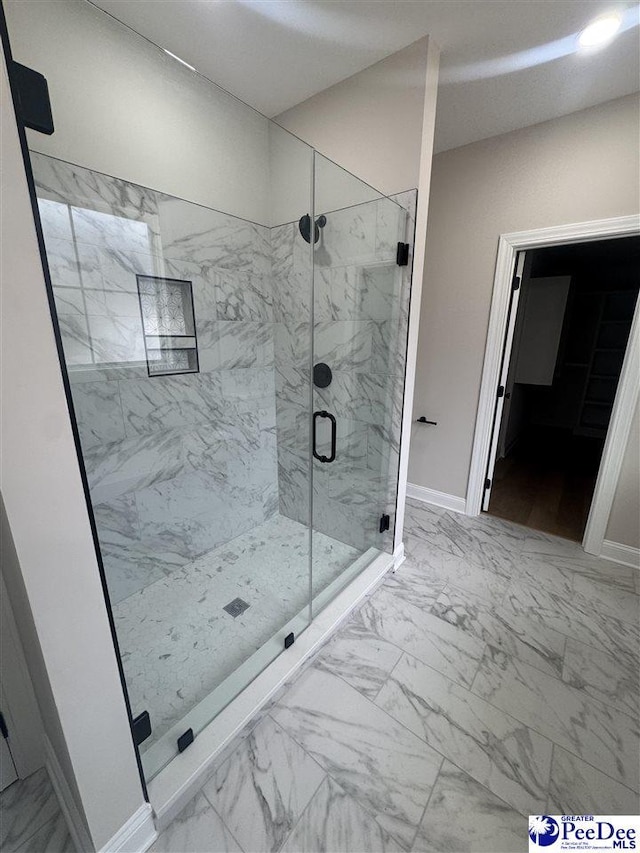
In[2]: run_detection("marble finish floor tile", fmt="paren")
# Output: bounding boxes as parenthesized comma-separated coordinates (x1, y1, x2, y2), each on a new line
(375, 652, 553, 816)
(271, 666, 443, 849)
(403, 534, 511, 605)
(15, 811, 74, 853)
(412, 760, 526, 853)
(202, 715, 325, 853)
(430, 583, 567, 677)
(547, 746, 640, 816)
(501, 580, 640, 667)
(313, 617, 403, 700)
(150, 499, 640, 852)
(356, 584, 485, 688)
(150, 792, 241, 853)
(281, 775, 403, 853)
(434, 511, 522, 577)
(510, 552, 575, 599)
(572, 572, 640, 626)
(382, 562, 447, 611)
(520, 536, 637, 591)
(0, 769, 62, 853)
(472, 648, 640, 792)
(562, 637, 639, 720)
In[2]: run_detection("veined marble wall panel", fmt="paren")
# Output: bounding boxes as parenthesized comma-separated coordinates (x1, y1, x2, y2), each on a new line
(32, 154, 279, 604)
(274, 191, 415, 556)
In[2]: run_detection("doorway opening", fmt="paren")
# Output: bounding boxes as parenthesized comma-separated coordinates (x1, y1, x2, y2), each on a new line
(473, 228, 639, 545)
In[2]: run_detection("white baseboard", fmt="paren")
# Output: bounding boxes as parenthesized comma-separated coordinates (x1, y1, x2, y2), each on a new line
(99, 803, 157, 853)
(393, 542, 405, 572)
(406, 483, 467, 514)
(44, 735, 93, 853)
(600, 539, 640, 569)
(46, 734, 157, 853)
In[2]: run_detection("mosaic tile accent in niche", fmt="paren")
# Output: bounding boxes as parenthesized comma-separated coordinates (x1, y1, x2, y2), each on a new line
(137, 274, 198, 376)
(138, 275, 195, 335)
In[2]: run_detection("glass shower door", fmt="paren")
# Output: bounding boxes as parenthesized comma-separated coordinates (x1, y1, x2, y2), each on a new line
(311, 153, 415, 604)
(7, 0, 318, 783)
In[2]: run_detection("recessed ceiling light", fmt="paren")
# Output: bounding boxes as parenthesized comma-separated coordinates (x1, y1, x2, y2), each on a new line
(578, 12, 623, 48)
(163, 49, 196, 72)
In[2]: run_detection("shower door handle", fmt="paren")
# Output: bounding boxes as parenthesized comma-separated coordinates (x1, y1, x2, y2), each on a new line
(313, 410, 336, 463)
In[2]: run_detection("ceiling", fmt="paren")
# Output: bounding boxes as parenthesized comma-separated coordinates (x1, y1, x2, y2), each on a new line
(92, 0, 640, 153)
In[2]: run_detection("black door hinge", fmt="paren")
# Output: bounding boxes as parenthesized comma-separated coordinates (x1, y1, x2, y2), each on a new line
(0, 712, 8, 740)
(284, 632, 295, 649)
(379, 513, 390, 533)
(497, 385, 505, 398)
(177, 728, 194, 753)
(10, 62, 54, 135)
(396, 243, 410, 266)
(484, 478, 492, 490)
(512, 275, 521, 291)
(132, 710, 151, 747)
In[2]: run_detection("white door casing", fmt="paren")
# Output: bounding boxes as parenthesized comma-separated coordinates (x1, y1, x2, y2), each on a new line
(467, 215, 640, 558)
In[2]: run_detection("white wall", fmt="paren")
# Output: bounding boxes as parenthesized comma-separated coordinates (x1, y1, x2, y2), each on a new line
(408, 94, 640, 546)
(276, 37, 434, 198)
(4, 0, 273, 224)
(0, 51, 147, 849)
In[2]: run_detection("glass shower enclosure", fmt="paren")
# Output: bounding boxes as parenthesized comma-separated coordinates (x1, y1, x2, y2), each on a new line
(6, 0, 416, 783)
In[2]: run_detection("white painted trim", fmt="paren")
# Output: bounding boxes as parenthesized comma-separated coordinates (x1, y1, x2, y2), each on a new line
(600, 540, 640, 570)
(44, 735, 93, 853)
(148, 548, 395, 831)
(394, 37, 440, 555)
(393, 541, 405, 572)
(407, 482, 467, 514)
(466, 215, 640, 557)
(98, 804, 157, 853)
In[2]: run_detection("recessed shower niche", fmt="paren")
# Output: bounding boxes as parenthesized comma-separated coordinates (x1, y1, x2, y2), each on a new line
(137, 275, 199, 376)
(11, 0, 417, 789)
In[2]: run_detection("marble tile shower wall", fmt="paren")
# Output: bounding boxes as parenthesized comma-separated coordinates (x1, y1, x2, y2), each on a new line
(273, 191, 415, 558)
(33, 154, 278, 604)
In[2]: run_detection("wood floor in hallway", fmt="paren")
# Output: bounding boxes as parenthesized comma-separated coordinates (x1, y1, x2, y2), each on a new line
(487, 431, 602, 541)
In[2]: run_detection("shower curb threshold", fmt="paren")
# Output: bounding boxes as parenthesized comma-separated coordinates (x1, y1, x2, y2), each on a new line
(146, 544, 402, 836)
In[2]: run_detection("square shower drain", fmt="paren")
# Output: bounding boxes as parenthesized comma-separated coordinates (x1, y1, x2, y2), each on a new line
(223, 597, 250, 618)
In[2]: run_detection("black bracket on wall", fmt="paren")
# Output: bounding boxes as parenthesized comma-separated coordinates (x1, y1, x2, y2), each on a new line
(396, 243, 410, 266)
(284, 632, 295, 649)
(379, 513, 390, 533)
(132, 711, 152, 747)
(10, 62, 54, 135)
(177, 728, 194, 753)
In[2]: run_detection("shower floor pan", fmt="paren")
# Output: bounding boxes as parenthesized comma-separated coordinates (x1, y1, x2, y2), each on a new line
(113, 513, 363, 771)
